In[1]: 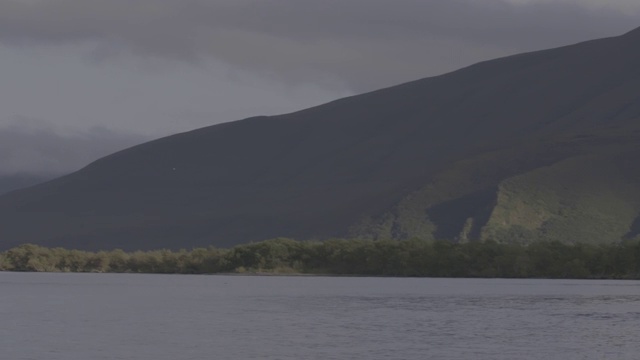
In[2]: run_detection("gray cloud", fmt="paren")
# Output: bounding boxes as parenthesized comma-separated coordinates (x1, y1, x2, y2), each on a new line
(1, 0, 638, 92)
(0, 116, 148, 175)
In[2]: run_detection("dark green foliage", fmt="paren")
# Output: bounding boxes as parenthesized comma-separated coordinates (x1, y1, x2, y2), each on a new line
(2, 238, 640, 279)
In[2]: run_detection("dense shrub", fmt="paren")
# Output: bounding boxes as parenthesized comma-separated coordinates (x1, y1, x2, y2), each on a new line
(1, 238, 639, 279)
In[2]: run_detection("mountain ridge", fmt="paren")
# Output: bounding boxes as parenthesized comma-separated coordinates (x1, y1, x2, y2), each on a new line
(1, 26, 640, 250)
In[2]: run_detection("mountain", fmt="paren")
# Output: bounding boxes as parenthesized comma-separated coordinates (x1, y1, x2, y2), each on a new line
(1, 27, 640, 251)
(0, 174, 52, 196)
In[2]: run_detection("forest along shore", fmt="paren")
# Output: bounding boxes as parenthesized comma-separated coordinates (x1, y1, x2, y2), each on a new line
(1, 238, 640, 279)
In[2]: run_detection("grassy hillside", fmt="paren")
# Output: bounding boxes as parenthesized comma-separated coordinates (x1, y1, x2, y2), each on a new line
(484, 153, 640, 244)
(355, 127, 640, 244)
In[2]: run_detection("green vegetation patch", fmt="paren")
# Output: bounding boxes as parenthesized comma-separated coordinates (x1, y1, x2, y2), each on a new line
(483, 153, 640, 244)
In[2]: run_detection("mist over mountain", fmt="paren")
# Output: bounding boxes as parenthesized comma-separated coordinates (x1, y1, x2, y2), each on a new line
(1, 27, 640, 251)
(0, 174, 52, 195)
(0, 119, 149, 176)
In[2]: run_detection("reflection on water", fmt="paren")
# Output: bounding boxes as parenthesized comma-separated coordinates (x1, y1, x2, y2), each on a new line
(1, 274, 639, 360)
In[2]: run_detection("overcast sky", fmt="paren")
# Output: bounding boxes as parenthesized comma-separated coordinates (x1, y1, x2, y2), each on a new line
(1, 0, 639, 175)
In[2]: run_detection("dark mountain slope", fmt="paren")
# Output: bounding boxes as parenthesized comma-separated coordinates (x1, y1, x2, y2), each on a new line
(1, 27, 640, 250)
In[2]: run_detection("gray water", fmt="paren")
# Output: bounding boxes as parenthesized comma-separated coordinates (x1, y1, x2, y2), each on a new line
(1, 273, 639, 360)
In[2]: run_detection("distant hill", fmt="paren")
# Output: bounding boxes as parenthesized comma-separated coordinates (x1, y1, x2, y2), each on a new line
(0, 174, 51, 196)
(1, 27, 640, 251)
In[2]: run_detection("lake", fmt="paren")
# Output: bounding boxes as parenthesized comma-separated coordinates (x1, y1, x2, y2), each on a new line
(1, 273, 639, 359)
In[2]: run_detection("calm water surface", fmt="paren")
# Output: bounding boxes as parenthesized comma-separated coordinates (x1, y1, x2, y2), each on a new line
(1, 273, 639, 360)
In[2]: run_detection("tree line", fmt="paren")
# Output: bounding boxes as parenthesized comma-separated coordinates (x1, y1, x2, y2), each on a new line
(1, 238, 639, 279)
